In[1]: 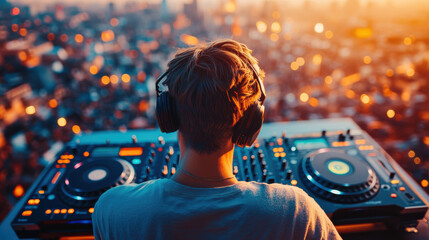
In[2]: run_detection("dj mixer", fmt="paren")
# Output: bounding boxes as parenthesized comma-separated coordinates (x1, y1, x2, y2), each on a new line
(10, 118, 429, 239)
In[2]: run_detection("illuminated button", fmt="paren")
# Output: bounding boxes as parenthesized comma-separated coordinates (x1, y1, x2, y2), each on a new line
(171, 167, 176, 175)
(332, 141, 350, 147)
(391, 193, 397, 198)
(131, 158, 141, 165)
(274, 153, 280, 158)
(89, 208, 94, 213)
(280, 152, 286, 157)
(51, 171, 61, 184)
(38, 190, 45, 194)
(61, 209, 67, 214)
(54, 209, 60, 214)
(391, 179, 400, 185)
(162, 165, 168, 176)
(359, 145, 374, 151)
(399, 187, 406, 191)
(45, 209, 52, 214)
(63, 159, 70, 164)
(57, 159, 63, 164)
(119, 147, 143, 156)
(327, 160, 351, 175)
(22, 210, 32, 216)
(291, 180, 298, 185)
(68, 208, 75, 214)
(34, 199, 40, 205)
(28, 199, 35, 205)
(83, 151, 90, 157)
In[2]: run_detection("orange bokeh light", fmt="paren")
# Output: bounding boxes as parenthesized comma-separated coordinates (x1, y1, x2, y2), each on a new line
(49, 99, 58, 108)
(19, 28, 27, 37)
(11, 7, 20, 16)
(101, 30, 115, 42)
(13, 184, 24, 198)
(72, 125, 81, 134)
(89, 65, 99, 75)
(180, 34, 199, 46)
(101, 75, 110, 85)
(360, 94, 370, 104)
(11, 24, 19, 32)
(75, 34, 84, 43)
(110, 18, 119, 27)
(110, 75, 119, 84)
(121, 74, 131, 83)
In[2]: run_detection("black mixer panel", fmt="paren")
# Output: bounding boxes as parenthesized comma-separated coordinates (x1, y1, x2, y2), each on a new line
(11, 119, 428, 239)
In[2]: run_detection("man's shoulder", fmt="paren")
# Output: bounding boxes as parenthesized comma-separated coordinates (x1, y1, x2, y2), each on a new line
(96, 179, 165, 205)
(237, 181, 310, 198)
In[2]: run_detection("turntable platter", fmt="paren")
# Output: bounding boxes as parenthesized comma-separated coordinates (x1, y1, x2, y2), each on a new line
(300, 149, 380, 203)
(59, 159, 135, 207)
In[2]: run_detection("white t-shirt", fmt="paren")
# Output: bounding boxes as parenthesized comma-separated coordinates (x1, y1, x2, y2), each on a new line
(92, 179, 342, 240)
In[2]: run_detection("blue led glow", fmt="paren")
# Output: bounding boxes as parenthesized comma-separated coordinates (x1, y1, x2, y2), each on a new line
(132, 158, 141, 165)
(68, 220, 92, 224)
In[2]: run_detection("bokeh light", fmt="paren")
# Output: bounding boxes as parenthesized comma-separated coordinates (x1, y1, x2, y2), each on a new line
(314, 23, 324, 33)
(57, 117, 67, 127)
(360, 94, 370, 104)
(300, 92, 309, 102)
(363, 56, 372, 64)
(271, 22, 281, 33)
(13, 185, 24, 198)
(386, 109, 395, 119)
(48, 99, 58, 108)
(101, 76, 110, 85)
(25, 106, 36, 115)
(256, 21, 267, 33)
(121, 74, 131, 83)
(74, 34, 84, 43)
(72, 125, 81, 134)
(110, 75, 119, 84)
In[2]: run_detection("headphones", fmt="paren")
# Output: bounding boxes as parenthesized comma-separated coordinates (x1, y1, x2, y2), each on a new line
(155, 63, 266, 147)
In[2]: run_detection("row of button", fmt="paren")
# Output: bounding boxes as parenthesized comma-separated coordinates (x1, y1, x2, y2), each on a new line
(44, 207, 94, 215)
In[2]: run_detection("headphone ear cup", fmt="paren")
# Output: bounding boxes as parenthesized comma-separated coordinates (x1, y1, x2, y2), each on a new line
(232, 103, 264, 147)
(156, 92, 180, 133)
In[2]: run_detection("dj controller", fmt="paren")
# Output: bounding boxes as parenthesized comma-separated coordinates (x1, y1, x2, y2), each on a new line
(10, 118, 429, 239)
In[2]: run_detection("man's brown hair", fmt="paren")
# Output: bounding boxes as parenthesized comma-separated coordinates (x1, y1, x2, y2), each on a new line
(163, 39, 263, 152)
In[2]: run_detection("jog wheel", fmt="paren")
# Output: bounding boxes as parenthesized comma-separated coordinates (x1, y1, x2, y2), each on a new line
(299, 149, 379, 203)
(59, 158, 135, 207)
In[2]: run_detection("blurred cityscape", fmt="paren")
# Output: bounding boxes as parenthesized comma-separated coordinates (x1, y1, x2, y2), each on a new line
(1, 0, 429, 222)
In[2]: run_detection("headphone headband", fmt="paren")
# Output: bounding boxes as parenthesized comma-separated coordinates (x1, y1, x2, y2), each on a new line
(155, 63, 265, 103)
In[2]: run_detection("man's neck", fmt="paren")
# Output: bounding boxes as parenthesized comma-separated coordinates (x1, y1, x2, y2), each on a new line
(171, 142, 238, 188)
